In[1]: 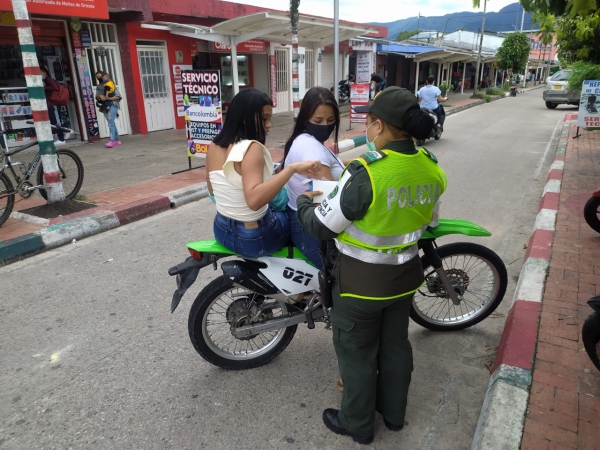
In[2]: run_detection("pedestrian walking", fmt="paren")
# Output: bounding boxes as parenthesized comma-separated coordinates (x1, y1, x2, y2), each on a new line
(40, 66, 67, 145)
(96, 72, 122, 148)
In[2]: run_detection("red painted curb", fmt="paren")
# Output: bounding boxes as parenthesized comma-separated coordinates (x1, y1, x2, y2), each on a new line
(546, 169, 563, 182)
(538, 192, 559, 212)
(524, 229, 554, 261)
(113, 195, 171, 226)
(492, 300, 542, 373)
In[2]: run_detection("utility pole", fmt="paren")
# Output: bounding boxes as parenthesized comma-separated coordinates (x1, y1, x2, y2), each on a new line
(520, 6, 527, 87)
(11, 0, 65, 203)
(333, 0, 339, 104)
(472, 0, 487, 97)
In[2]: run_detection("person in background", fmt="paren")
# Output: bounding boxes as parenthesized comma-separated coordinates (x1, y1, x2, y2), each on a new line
(418, 75, 448, 132)
(96, 72, 122, 148)
(282, 86, 345, 269)
(40, 66, 65, 146)
(206, 88, 322, 259)
(296, 87, 447, 444)
(370, 73, 387, 97)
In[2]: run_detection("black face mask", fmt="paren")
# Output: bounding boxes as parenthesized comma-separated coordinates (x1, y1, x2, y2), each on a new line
(305, 122, 335, 143)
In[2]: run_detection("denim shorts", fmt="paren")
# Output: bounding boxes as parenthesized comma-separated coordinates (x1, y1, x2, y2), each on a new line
(213, 208, 290, 258)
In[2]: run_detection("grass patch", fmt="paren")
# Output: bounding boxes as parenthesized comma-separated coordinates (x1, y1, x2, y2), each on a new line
(484, 95, 492, 103)
(74, 193, 96, 204)
(486, 88, 505, 96)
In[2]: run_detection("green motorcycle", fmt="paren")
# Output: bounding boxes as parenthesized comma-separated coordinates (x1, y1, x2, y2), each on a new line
(168, 218, 507, 370)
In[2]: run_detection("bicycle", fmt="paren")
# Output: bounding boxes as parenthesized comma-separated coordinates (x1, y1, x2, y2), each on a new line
(0, 124, 84, 227)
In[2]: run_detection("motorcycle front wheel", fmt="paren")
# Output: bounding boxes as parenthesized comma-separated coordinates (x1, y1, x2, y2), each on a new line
(410, 242, 508, 331)
(582, 310, 600, 371)
(188, 275, 297, 370)
(583, 196, 600, 233)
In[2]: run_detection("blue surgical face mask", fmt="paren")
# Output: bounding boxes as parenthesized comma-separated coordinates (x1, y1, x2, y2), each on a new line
(365, 120, 380, 152)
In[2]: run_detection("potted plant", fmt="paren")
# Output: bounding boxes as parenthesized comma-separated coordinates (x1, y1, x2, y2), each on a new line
(439, 81, 450, 97)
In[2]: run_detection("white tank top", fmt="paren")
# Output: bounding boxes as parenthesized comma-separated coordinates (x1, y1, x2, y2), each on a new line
(209, 139, 273, 222)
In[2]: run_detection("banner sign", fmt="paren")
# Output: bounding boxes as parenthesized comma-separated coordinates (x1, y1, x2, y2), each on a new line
(172, 64, 192, 117)
(213, 39, 266, 53)
(350, 83, 369, 124)
(270, 55, 277, 108)
(75, 52, 99, 138)
(0, 0, 109, 19)
(356, 52, 371, 84)
(577, 80, 600, 129)
(183, 70, 222, 158)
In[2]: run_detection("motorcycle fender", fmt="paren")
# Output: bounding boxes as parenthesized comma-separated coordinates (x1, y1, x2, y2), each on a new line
(168, 256, 205, 313)
(588, 295, 600, 313)
(593, 188, 600, 197)
(221, 260, 280, 296)
(257, 256, 321, 295)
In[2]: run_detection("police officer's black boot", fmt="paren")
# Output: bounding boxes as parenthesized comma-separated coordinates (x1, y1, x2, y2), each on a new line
(322, 409, 374, 445)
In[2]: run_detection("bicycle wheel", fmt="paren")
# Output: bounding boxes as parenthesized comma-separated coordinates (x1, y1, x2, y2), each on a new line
(37, 149, 84, 200)
(0, 172, 15, 227)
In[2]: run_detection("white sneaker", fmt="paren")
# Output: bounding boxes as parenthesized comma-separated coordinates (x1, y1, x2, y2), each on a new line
(54, 140, 66, 146)
(64, 132, 73, 140)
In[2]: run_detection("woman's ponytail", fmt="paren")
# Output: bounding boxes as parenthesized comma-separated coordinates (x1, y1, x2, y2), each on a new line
(404, 108, 434, 141)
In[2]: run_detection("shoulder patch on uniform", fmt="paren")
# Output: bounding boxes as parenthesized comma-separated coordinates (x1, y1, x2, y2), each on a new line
(358, 149, 387, 165)
(421, 147, 438, 163)
(327, 185, 339, 199)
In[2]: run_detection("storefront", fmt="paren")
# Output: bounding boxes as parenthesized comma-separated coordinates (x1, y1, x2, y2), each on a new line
(0, 17, 83, 148)
(0, 0, 115, 146)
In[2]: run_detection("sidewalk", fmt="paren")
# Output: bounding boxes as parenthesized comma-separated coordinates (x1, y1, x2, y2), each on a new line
(471, 114, 600, 449)
(521, 118, 600, 449)
(0, 86, 537, 264)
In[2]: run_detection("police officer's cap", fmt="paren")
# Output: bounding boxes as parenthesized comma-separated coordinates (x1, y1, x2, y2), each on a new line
(354, 87, 420, 130)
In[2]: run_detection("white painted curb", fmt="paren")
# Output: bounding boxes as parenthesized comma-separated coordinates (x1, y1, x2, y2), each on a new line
(39, 211, 120, 249)
(167, 183, 209, 208)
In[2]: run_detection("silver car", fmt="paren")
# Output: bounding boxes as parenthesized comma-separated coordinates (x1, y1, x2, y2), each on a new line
(543, 70, 580, 109)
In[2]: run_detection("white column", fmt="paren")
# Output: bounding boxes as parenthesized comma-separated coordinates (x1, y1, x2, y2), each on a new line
(415, 60, 420, 94)
(230, 37, 239, 95)
(437, 61, 442, 85)
(314, 46, 321, 87)
(461, 62, 466, 94)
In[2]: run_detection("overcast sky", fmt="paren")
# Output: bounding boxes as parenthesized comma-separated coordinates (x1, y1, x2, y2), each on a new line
(230, 0, 520, 24)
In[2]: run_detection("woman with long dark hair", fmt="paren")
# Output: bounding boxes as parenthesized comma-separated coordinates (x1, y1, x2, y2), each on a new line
(282, 86, 344, 268)
(206, 89, 321, 259)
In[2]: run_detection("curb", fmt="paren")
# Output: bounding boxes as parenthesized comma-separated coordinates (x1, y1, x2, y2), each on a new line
(0, 183, 210, 266)
(470, 114, 571, 450)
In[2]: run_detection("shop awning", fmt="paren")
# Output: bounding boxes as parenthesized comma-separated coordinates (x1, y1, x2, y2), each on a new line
(145, 11, 376, 96)
(151, 11, 376, 48)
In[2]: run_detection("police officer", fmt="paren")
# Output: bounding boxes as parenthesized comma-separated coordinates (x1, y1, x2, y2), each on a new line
(296, 87, 447, 445)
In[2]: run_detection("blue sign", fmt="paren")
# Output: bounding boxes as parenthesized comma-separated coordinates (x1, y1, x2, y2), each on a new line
(80, 30, 92, 49)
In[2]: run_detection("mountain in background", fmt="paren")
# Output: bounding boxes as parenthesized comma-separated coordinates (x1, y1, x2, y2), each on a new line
(372, 3, 535, 40)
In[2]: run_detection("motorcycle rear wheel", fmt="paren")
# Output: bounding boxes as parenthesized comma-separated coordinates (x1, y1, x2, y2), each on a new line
(410, 242, 508, 331)
(582, 311, 600, 371)
(583, 196, 600, 233)
(188, 275, 297, 370)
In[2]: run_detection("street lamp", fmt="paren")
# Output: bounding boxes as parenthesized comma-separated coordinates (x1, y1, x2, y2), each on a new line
(472, 0, 488, 98)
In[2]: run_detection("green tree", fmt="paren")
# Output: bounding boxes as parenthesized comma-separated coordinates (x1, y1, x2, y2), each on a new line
(496, 32, 532, 74)
(290, 0, 300, 120)
(472, 0, 487, 96)
(555, 13, 600, 64)
(396, 29, 420, 41)
(521, 0, 598, 17)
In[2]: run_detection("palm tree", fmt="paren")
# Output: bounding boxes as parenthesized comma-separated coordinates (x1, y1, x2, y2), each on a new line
(536, 14, 556, 81)
(290, 0, 301, 121)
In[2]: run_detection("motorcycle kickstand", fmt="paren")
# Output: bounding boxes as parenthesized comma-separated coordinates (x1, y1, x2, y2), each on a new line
(421, 241, 462, 306)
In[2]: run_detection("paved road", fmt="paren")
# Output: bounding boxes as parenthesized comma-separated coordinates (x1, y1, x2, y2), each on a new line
(0, 91, 569, 449)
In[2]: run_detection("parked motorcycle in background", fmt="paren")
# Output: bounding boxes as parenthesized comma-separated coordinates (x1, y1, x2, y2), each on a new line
(584, 188, 600, 233)
(331, 77, 351, 103)
(582, 296, 600, 372)
(415, 107, 442, 146)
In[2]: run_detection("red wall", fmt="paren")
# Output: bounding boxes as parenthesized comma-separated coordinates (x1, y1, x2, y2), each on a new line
(125, 23, 200, 134)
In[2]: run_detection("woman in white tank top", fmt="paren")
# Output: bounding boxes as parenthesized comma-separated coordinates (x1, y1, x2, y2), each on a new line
(206, 89, 321, 258)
